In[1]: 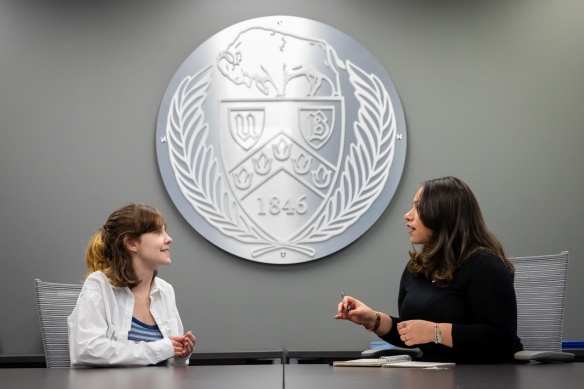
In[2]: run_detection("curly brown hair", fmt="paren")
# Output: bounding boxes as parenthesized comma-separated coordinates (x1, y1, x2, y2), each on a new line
(85, 203, 166, 288)
(407, 177, 514, 287)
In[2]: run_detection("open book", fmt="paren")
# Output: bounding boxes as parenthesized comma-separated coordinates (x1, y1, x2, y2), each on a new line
(333, 355, 455, 368)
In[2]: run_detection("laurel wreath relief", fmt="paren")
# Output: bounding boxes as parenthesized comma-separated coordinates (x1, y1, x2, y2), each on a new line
(166, 61, 395, 259)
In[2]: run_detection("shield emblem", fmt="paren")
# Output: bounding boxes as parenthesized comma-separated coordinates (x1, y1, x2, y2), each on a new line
(299, 107, 335, 150)
(219, 98, 345, 243)
(228, 108, 265, 150)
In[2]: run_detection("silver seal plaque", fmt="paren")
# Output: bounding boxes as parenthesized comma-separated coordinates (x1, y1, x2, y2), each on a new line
(156, 16, 406, 264)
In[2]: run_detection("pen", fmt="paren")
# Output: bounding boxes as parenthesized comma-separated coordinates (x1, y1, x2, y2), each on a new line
(341, 292, 351, 312)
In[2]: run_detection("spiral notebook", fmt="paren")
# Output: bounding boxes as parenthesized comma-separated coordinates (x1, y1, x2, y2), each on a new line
(332, 355, 455, 368)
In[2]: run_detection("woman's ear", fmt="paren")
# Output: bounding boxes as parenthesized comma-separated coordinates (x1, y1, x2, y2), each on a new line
(124, 236, 138, 253)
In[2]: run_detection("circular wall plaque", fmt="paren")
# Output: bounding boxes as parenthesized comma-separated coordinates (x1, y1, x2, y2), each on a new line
(156, 16, 406, 264)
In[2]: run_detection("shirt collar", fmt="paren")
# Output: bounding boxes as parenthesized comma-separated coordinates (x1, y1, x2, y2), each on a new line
(150, 277, 166, 296)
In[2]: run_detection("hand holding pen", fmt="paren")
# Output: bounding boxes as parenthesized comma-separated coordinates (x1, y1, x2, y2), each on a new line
(335, 294, 380, 330)
(342, 292, 351, 313)
(336, 292, 356, 319)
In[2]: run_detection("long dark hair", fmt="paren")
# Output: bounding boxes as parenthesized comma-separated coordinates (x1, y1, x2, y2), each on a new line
(85, 203, 166, 288)
(407, 177, 513, 286)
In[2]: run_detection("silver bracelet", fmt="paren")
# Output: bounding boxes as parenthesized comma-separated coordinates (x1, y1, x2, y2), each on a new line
(434, 323, 443, 344)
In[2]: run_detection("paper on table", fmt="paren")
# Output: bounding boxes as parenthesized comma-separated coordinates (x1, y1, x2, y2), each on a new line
(333, 358, 392, 367)
(382, 361, 455, 368)
(333, 355, 412, 367)
(333, 355, 454, 368)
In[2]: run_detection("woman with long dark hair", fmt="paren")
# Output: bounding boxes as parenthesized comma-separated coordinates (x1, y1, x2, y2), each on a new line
(335, 177, 523, 363)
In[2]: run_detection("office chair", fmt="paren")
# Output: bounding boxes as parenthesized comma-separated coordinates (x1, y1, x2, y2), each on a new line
(510, 251, 574, 362)
(35, 279, 82, 367)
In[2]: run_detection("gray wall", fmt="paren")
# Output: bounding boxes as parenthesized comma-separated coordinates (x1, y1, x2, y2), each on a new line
(1, 0, 583, 356)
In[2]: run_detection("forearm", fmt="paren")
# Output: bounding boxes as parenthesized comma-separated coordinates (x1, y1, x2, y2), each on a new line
(376, 318, 453, 348)
(372, 312, 393, 337)
(70, 334, 174, 366)
(436, 323, 453, 347)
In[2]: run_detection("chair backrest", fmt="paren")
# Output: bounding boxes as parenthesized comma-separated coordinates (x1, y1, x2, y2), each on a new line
(35, 279, 83, 368)
(509, 251, 569, 352)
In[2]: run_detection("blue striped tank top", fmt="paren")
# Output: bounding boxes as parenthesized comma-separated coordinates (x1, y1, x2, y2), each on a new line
(128, 317, 163, 343)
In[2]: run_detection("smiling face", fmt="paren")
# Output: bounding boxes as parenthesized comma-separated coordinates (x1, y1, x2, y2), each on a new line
(404, 188, 433, 245)
(129, 226, 173, 271)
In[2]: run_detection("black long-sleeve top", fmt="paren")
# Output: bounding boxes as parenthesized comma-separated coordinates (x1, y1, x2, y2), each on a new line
(380, 251, 523, 363)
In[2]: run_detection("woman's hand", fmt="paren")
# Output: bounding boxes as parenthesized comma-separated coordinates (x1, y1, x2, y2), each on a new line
(169, 331, 196, 358)
(169, 336, 186, 357)
(334, 295, 377, 329)
(181, 331, 196, 357)
(397, 320, 436, 346)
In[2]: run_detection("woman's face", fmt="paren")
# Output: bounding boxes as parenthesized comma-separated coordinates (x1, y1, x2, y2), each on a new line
(130, 226, 173, 270)
(404, 188, 433, 245)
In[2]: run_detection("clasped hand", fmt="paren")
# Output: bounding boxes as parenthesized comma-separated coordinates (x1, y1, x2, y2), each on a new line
(169, 331, 196, 358)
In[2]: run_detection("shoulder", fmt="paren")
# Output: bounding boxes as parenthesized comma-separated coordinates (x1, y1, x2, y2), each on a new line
(467, 251, 508, 269)
(77, 272, 114, 304)
(84, 271, 109, 288)
(81, 271, 120, 296)
(464, 251, 513, 281)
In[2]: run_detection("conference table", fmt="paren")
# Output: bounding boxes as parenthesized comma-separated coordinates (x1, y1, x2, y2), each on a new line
(286, 363, 584, 389)
(1, 362, 584, 389)
(0, 365, 282, 389)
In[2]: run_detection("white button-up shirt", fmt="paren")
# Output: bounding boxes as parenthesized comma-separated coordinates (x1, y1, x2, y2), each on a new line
(68, 271, 190, 366)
